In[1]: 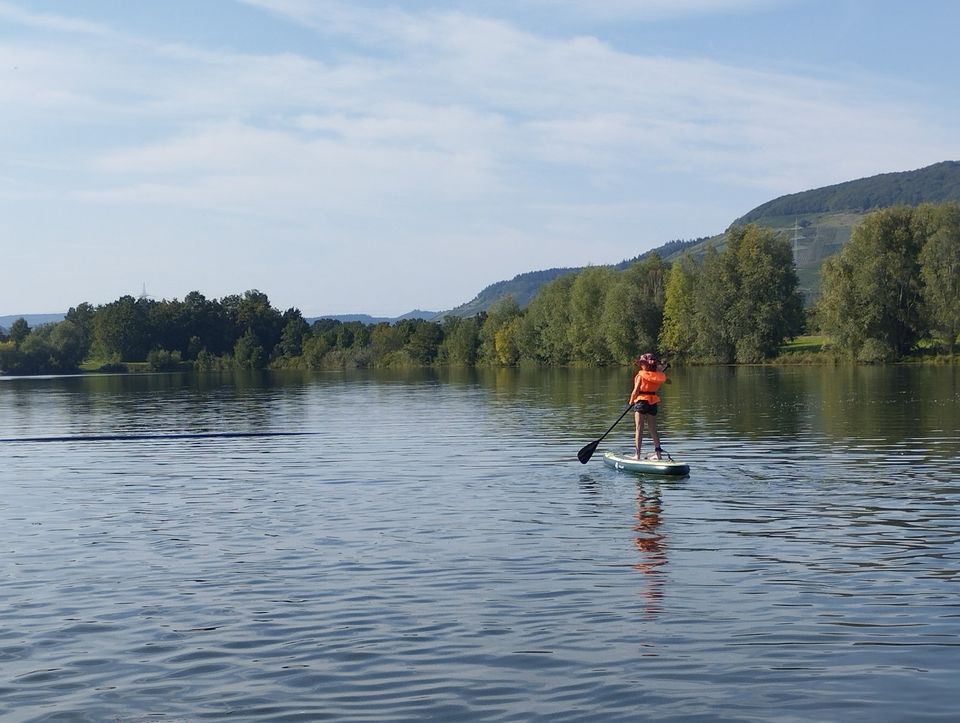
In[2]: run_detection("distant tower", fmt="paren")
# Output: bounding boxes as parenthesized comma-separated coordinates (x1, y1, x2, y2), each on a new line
(790, 218, 804, 264)
(138, 283, 153, 301)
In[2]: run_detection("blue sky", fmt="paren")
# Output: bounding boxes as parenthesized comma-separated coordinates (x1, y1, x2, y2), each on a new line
(2, 0, 958, 316)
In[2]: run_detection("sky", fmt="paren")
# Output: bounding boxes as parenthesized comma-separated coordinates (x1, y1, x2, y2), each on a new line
(1, 0, 958, 317)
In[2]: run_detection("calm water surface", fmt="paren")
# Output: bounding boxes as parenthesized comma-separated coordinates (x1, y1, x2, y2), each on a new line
(1, 366, 958, 721)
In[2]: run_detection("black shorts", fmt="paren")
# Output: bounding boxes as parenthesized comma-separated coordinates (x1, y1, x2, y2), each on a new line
(634, 400, 658, 416)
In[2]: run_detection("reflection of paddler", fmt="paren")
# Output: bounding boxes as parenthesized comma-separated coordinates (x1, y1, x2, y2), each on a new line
(634, 484, 667, 616)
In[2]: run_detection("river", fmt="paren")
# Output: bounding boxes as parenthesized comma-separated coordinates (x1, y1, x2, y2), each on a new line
(1, 366, 958, 721)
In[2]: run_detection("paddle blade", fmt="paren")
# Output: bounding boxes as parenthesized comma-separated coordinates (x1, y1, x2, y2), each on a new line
(577, 439, 600, 464)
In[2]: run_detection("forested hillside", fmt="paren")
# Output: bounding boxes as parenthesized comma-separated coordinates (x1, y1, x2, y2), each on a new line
(446, 237, 703, 318)
(446, 161, 960, 314)
(441, 267, 578, 318)
(738, 161, 960, 222)
(664, 161, 960, 301)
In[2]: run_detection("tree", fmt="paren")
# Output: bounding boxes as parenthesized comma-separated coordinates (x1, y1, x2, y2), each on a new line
(92, 296, 152, 361)
(727, 225, 803, 362)
(0, 340, 14, 371)
(518, 274, 574, 364)
(148, 298, 190, 356)
(9, 318, 30, 347)
(658, 226, 802, 362)
(438, 316, 480, 364)
(817, 252, 864, 354)
(659, 256, 699, 357)
(695, 246, 739, 362)
(301, 335, 331, 368)
(8, 321, 86, 374)
(406, 321, 444, 364)
(602, 255, 667, 363)
(233, 328, 267, 369)
(66, 302, 95, 360)
(183, 291, 231, 356)
(567, 266, 615, 364)
(232, 290, 283, 356)
(494, 316, 523, 365)
(279, 311, 309, 358)
(918, 203, 960, 353)
(370, 322, 404, 360)
(818, 207, 925, 359)
(478, 296, 521, 364)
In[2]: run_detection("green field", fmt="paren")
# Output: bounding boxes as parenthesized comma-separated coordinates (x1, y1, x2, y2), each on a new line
(779, 335, 827, 354)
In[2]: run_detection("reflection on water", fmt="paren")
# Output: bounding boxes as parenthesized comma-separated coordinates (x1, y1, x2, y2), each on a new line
(1, 365, 959, 720)
(633, 484, 666, 618)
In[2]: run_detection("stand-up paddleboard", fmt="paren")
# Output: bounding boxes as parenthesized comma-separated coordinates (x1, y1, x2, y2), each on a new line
(602, 450, 690, 476)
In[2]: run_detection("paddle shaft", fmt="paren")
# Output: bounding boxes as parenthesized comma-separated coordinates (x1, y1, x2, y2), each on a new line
(577, 402, 634, 464)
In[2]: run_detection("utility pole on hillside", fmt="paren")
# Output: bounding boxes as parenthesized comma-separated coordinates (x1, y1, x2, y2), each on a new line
(790, 218, 804, 264)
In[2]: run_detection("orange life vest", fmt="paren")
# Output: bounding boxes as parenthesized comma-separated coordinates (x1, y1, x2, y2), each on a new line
(629, 369, 666, 406)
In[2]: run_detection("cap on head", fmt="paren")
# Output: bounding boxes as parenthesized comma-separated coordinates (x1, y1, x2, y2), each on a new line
(635, 352, 660, 368)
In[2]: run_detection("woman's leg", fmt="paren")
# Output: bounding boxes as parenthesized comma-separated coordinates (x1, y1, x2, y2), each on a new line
(634, 410, 644, 458)
(648, 416, 661, 458)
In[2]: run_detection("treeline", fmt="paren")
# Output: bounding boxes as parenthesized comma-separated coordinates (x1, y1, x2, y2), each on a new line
(0, 225, 805, 374)
(817, 203, 960, 360)
(2, 205, 957, 375)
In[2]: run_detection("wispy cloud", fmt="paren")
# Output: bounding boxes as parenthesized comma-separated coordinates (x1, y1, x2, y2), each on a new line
(0, 0, 113, 36)
(238, 0, 785, 27)
(3, 0, 951, 211)
(1, 0, 956, 313)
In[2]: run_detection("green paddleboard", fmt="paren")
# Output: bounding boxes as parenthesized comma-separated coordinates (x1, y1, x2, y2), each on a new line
(602, 450, 690, 476)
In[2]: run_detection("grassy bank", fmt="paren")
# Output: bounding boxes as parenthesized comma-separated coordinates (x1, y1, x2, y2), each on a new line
(772, 335, 957, 364)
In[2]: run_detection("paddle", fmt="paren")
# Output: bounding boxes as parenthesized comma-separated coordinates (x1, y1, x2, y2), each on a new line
(577, 402, 634, 464)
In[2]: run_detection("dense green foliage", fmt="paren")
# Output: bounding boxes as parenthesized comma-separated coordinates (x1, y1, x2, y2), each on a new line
(0, 319, 87, 374)
(660, 226, 804, 363)
(0, 290, 295, 375)
(817, 203, 960, 359)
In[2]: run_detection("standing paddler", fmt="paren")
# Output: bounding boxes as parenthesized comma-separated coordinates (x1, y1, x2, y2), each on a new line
(628, 352, 671, 460)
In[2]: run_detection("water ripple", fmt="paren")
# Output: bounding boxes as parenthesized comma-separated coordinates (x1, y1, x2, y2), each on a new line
(1, 368, 958, 720)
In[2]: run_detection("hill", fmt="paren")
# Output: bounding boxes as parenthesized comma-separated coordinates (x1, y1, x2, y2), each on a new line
(659, 160, 960, 300)
(306, 310, 439, 324)
(440, 267, 578, 318)
(0, 313, 67, 331)
(443, 161, 960, 314)
(738, 161, 960, 222)
(442, 238, 705, 318)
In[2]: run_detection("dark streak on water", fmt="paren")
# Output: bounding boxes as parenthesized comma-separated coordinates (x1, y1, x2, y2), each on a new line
(1, 367, 958, 721)
(0, 431, 319, 443)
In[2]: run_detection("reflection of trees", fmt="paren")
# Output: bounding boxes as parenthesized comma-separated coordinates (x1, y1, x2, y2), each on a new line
(668, 366, 811, 440)
(634, 483, 666, 618)
(819, 365, 960, 445)
(6, 373, 305, 437)
(345, 366, 960, 452)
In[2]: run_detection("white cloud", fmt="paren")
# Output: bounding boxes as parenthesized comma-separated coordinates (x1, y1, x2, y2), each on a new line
(1, 0, 957, 314)
(5, 1, 951, 203)
(0, 1, 113, 36)
(237, 0, 786, 27)
(84, 119, 498, 217)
